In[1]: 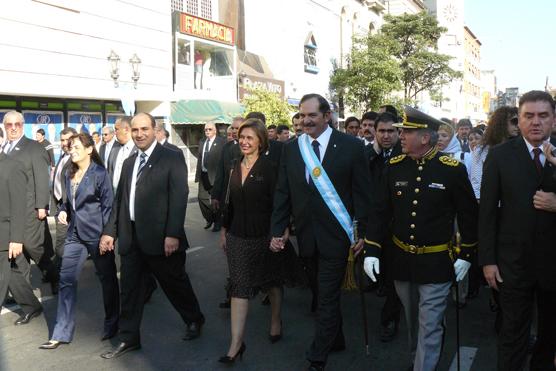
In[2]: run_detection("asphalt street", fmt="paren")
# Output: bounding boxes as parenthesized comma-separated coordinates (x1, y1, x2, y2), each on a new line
(0, 183, 501, 371)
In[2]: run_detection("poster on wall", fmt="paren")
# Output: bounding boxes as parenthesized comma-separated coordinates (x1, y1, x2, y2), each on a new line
(106, 113, 124, 127)
(22, 111, 65, 162)
(68, 112, 103, 135)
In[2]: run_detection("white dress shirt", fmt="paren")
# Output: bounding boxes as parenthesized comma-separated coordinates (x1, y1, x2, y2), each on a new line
(2, 135, 24, 153)
(129, 140, 157, 221)
(112, 140, 135, 191)
(306, 125, 333, 181)
(523, 138, 547, 166)
(201, 136, 215, 172)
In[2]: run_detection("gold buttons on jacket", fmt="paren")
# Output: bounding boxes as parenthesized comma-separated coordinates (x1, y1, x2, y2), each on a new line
(411, 212, 416, 217)
(416, 177, 422, 182)
(410, 224, 415, 229)
(413, 200, 418, 205)
(410, 235, 415, 240)
(418, 166, 423, 171)
(415, 188, 420, 193)
(397, 191, 402, 196)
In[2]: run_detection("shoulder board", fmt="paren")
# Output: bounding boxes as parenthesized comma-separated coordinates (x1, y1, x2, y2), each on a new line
(439, 155, 459, 167)
(389, 154, 406, 164)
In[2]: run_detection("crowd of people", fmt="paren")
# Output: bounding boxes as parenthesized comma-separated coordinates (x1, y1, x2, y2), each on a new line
(1, 90, 556, 371)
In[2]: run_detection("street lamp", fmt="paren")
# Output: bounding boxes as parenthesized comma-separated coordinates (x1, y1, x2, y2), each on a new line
(107, 50, 120, 88)
(129, 53, 142, 89)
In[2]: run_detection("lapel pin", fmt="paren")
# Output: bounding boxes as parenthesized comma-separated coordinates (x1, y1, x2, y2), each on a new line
(333, 144, 337, 148)
(149, 164, 152, 168)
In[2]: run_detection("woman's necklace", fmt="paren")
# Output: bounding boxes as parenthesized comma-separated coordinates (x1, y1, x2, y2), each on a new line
(243, 156, 256, 169)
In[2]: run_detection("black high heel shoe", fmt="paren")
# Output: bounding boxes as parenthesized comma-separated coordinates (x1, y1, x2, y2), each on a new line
(218, 342, 246, 364)
(269, 321, 282, 344)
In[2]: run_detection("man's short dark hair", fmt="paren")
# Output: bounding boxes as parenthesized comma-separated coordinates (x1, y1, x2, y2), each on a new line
(268, 124, 277, 130)
(376, 112, 397, 126)
(291, 112, 300, 124)
(344, 116, 360, 129)
(379, 105, 399, 121)
(276, 124, 289, 134)
(120, 115, 134, 128)
(361, 111, 379, 123)
(456, 118, 472, 129)
(299, 94, 330, 115)
(519, 90, 556, 111)
(92, 131, 99, 136)
(36, 128, 46, 136)
(245, 111, 266, 125)
(61, 127, 78, 136)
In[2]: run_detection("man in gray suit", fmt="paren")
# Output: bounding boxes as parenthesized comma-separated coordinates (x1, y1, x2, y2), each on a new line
(0, 152, 43, 325)
(195, 122, 225, 231)
(2, 111, 59, 296)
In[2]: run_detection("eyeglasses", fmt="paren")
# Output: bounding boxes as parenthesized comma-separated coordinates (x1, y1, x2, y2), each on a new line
(204, 128, 214, 131)
(102, 133, 111, 136)
(4, 122, 22, 128)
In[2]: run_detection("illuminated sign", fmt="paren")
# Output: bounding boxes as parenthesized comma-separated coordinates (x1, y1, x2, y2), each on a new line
(179, 13, 234, 46)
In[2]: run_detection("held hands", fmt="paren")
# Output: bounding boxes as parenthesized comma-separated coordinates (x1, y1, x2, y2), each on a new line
(37, 208, 47, 220)
(453, 259, 471, 282)
(363, 257, 380, 282)
(99, 235, 115, 255)
(533, 190, 556, 212)
(8, 242, 23, 259)
(351, 238, 364, 257)
(483, 264, 503, 291)
(58, 211, 68, 225)
(270, 229, 289, 252)
(164, 237, 179, 257)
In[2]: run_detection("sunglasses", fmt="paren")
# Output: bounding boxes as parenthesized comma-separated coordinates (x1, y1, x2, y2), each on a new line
(4, 122, 22, 128)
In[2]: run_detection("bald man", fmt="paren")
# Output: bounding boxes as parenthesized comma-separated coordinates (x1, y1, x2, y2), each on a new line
(195, 123, 225, 231)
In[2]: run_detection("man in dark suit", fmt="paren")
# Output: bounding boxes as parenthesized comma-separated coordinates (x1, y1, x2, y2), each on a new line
(99, 112, 204, 359)
(271, 94, 372, 371)
(155, 124, 180, 151)
(0, 152, 43, 324)
(50, 127, 77, 273)
(2, 111, 59, 297)
(480, 90, 556, 371)
(110, 117, 134, 191)
(195, 122, 225, 231)
(99, 125, 118, 170)
(366, 112, 403, 343)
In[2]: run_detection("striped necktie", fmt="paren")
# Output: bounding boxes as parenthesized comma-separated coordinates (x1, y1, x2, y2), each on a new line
(136, 152, 147, 183)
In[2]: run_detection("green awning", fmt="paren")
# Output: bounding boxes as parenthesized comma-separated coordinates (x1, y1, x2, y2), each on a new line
(170, 99, 244, 125)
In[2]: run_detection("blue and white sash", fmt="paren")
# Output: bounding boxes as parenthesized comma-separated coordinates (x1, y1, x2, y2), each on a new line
(298, 134, 354, 243)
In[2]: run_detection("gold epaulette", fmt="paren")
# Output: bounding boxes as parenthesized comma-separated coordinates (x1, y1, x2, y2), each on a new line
(439, 155, 459, 167)
(389, 154, 406, 165)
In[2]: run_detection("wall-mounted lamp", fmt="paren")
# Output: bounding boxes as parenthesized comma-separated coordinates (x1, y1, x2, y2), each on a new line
(129, 53, 142, 89)
(107, 50, 120, 88)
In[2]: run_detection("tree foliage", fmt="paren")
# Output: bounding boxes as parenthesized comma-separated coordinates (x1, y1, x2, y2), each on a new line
(330, 34, 402, 113)
(382, 12, 462, 101)
(241, 88, 294, 126)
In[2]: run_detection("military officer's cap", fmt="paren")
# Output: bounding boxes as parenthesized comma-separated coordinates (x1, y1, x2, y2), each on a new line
(393, 106, 444, 131)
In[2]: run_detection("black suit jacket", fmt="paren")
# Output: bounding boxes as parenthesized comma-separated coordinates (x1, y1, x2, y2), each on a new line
(51, 153, 72, 206)
(367, 142, 402, 186)
(0, 153, 26, 251)
(210, 139, 240, 202)
(104, 143, 189, 256)
(100, 140, 120, 170)
(163, 140, 180, 152)
(195, 136, 225, 185)
(479, 136, 556, 290)
(271, 130, 371, 259)
(6, 136, 50, 211)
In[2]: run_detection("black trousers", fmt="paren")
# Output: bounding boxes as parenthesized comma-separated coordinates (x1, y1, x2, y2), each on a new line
(498, 282, 556, 371)
(306, 249, 347, 364)
(119, 242, 204, 344)
(53, 216, 68, 272)
(23, 212, 58, 283)
(0, 251, 41, 314)
(198, 172, 215, 224)
(380, 244, 402, 326)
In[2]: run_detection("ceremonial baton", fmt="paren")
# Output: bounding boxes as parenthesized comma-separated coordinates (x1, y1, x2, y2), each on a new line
(354, 221, 370, 356)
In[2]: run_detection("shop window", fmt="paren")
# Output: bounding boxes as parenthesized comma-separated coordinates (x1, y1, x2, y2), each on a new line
(304, 33, 319, 74)
(193, 42, 233, 90)
(177, 40, 191, 65)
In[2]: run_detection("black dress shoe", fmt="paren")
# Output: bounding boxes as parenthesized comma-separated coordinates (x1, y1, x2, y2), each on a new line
(100, 342, 141, 359)
(39, 340, 66, 350)
(307, 361, 325, 371)
(379, 320, 398, 342)
(14, 308, 43, 325)
(183, 319, 204, 340)
(101, 330, 118, 341)
(203, 221, 213, 230)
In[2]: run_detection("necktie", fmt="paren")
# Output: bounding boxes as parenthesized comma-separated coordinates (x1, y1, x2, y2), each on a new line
(383, 149, 391, 163)
(532, 148, 543, 176)
(136, 152, 147, 183)
(202, 139, 210, 171)
(4, 141, 13, 154)
(311, 140, 320, 160)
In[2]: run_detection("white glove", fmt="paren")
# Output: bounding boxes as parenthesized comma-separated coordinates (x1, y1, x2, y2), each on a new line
(453, 259, 471, 282)
(363, 257, 380, 282)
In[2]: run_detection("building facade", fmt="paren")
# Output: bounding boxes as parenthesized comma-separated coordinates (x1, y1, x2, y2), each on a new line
(463, 25, 484, 122)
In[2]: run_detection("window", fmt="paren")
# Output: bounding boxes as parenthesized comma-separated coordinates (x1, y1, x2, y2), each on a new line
(171, 0, 183, 12)
(304, 33, 319, 74)
(178, 0, 212, 20)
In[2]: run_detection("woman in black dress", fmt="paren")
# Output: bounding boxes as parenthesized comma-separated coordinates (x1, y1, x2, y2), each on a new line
(219, 118, 299, 363)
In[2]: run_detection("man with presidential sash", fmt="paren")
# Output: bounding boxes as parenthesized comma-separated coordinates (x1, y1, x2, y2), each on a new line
(271, 94, 378, 371)
(363, 107, 478, 371)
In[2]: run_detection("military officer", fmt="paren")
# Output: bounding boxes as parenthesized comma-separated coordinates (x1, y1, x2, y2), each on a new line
(363, 107, 478, 371)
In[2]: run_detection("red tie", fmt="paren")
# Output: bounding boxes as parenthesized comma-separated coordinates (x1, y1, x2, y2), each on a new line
(532, 148, 543, 176)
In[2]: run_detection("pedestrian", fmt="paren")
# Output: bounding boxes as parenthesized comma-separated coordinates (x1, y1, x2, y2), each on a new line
(364, 106, 478, 371)
(456, 118, 473, 153)
(276, 124, 291, 142)
(99, 112, 204, 359)
(437, 122, 471, 169)
(155, 124, 180, 151)
(110, 116, 135, 192)
(467, 127, 483, 152)
(35, 128, 55, 169)
(195, 122, 226, 232)
(343, 117, 360, 137)
(2, 111, 59, 299)
(479, 90, 556, 371)
(99, 125, 117, 169)
(271, 94, 374, 371)
(359, 111, 377, 145)
(39, 133, 119, 349)
(291, 112, 303, 138)
(92, 131, 101, 152)
(0, 151, 43, 325)
(267, 124, 277, 141)
(218, 118, 301, 364)
(50, 127, 78, 275)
